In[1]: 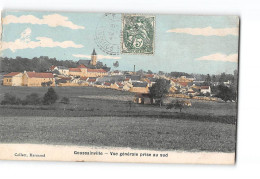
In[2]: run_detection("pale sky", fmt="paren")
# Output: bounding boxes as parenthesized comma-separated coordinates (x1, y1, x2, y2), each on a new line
(1, 11, 239, 74)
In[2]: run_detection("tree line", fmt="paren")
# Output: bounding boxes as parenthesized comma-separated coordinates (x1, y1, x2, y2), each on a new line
(0, 56, 79, 73)
(1, 87, 69, 105)
(0, 56, 112, 73)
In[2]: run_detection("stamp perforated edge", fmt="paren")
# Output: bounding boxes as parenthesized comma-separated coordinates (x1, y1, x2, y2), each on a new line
(120, 13, 156, 56)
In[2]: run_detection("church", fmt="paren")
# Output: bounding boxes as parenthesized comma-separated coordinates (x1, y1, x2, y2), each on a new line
(78, 49, 98, 66)
(69, 49, 109, 77)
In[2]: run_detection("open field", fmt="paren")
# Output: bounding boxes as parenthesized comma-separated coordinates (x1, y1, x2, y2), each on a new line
(0, 86, 237, 122)
(0, 116, 236, 152)
(0, 85, 237, 152)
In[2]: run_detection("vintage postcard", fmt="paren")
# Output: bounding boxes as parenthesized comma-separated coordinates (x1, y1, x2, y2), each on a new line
(0, 11, 239, 164)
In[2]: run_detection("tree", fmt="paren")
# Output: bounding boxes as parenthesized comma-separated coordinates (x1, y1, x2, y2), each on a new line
(219, 73, 227, 83)
(149, 79, 170, 107)
(96, 61, 104, 68)
(216, 85, 236, 102)
(147, 70, 153, 74)
(212, 75, 217, 82)
(53, 69, 60, 75)
(23, 93, 41, 105)
(166, 100, 184, 112)
(170, 71, 192, 78)
(60, 97, 70, 104)
(158, 71, 165, 76)
(204, 74, 211, 85)
(1, 93, 21, 105)
(113, 61, 119, 68)
(232, 69, 238, 94)
(205, 92, 211, 97)
(41, 81, 53, 87)
(43, 87, 58, 105)
(136, 69, 145, 75)
(128, 100, 133, 110)
(0, 56, 80, 73)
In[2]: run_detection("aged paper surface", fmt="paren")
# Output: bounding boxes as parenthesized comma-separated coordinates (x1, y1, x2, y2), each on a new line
(0, 11, 239, 164)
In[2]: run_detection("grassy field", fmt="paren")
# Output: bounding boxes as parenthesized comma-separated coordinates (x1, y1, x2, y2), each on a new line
(0, 86, 237, 121)
(0, 85, 237, 152)
(0, 116, 236, 152)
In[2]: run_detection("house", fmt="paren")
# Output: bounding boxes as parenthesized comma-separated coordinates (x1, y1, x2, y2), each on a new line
(169, 86, 178, 94)
(3, 72, 23, 86)
(79, 76, 88, 81)
(142, 78, 152, 86)
(86, 68, 108, 77)
(223, 80, 232, 87)
(49, 65, 57, 71)
(178, 76, 193, 82)
(111, 82, 124, 90)
(187, 88, 196, 96)
(58, 67, 69, 76)
(110, 70, 123, 76)
(134, 93, 153, 104)
(23, 71, 55, 87)
(145, 74, 154, 78)
(122, 82, 132, 91)
(103, 82, 111, 88)
(212, 82, 220, 86)
(126, 75, 141, 82)
(116, 82, 124, 90)
(129, 82, 149, 93)
(123, 78, 131, 83)
(56, 76, 72, 85)
(71, 77, 81, 84)
(50, 66, 69, 76)
(69, 68, 83, 77)
(177, 82, 189, 88)
(87, 77, 97, 85)
(200, 86, 211, 94)
(179, 87, 187, 94)
(148, 78, 157, 86)
(192, 81, 204, 86)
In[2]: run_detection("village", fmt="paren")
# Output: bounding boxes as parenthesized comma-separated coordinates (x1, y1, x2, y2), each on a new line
(1, 49, 234, 105)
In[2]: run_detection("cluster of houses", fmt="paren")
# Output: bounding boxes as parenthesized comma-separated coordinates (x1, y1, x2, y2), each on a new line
(168, 76, 211, 96)
(2, 49, 216, 102)
(2, 67, 212, 96)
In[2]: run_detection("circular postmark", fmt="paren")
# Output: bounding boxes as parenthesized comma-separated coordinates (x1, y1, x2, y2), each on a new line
(95, 13, 121, 55)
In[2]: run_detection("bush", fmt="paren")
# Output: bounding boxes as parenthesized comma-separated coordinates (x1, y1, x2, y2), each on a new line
(205, 92, 211, 97)
(60, 97, 70, 104)
(41, 81, 53, 87)
(166, 100, 185, 112)
(43, 87, 58, 105)
(22, 93, 41, 105)
(197, 92, 205, 96)
(216, 85, 236, 102)
(1, 93, 21, 105)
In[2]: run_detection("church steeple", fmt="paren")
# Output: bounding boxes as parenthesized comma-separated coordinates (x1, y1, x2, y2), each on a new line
(91, 48, 97, 66)
(92, 48, 97, 56)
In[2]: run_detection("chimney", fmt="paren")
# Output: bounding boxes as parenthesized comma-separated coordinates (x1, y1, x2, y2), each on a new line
(134, 65, 136, 73)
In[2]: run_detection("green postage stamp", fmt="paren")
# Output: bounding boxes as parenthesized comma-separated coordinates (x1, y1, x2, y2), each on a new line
(121, 14, 155, 55)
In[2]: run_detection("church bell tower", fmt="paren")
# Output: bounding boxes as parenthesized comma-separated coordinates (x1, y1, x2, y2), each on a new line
(91, 49, 97, 66)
